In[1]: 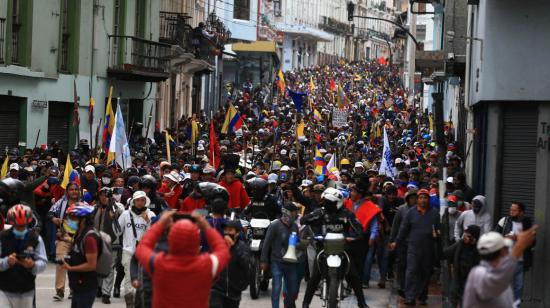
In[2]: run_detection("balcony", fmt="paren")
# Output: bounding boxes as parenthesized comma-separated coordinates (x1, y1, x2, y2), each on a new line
(0, 18, 4, 63)
(319, 16, 352, 36)
(159, 11, 192, 46)
(107, 35, 172, 82)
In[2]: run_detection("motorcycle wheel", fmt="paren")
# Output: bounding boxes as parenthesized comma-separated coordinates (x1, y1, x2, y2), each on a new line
(328, 272, 340, 308)
(249, 255, 261, 299)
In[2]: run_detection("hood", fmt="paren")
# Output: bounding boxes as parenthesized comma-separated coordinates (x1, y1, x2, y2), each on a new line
(472, 195, 487, 214)
(168, 220, 200, 256)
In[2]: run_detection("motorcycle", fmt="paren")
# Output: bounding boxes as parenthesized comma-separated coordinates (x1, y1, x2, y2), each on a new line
(246, 213, 271, 299)
(314, 232, 351, 308)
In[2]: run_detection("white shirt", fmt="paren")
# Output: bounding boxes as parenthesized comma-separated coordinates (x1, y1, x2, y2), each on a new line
(117, 209, 156, 255)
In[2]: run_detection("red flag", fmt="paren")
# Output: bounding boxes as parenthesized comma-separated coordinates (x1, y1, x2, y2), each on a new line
(355, 200, 381, 231)
(209, 121, 220, 169)
(330, 79, 336, 92)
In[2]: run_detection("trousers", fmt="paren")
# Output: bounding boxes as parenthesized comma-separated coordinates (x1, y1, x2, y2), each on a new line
(55, 235, 73, 292)
(99, 247, 120, 296)
(0, 290, 34, 308)
(404, 248, 433, 302)
(271, 261, 298, 308)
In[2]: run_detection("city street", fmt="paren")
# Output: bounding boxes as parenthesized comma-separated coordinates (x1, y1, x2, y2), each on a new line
(36, 263, 390, 308)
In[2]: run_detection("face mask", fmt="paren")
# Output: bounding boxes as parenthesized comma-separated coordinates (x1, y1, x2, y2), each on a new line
(511, 216, 521, 222)
(67, 219, 79, 232)
(448, 207, 457, 215)
(102, 177, 111, 185)
(132, 206, 146, 215)
(113, 194, 121, 203)
(12, 228, 28, 239)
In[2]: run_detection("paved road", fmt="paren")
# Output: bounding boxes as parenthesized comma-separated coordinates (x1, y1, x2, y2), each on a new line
(36, 263, 390, 308)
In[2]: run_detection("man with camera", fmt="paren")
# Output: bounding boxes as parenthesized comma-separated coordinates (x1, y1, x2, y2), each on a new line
(0, 204, 47, 308)
(93, 187, 124, 304)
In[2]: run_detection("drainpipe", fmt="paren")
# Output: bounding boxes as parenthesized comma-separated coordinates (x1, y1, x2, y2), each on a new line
(464, 5, 474, 185)
(89, 0, 97, 150)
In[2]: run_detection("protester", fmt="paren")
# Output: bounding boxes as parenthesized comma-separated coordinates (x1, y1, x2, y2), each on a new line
(454, 195, 492, 241)
(463, 227, 537, 307)
(0, 204, 47, 308)
(494, 202, 534, 304)
(135, 210, 230, 308)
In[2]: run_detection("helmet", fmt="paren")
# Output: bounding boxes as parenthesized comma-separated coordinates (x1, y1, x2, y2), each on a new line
(340, 158, 350, 165)
(197, 182, 229, 202)
(190, 164, 201, 173)
(67, 203, 95, 217)
(140, 175, 158, 191)
(271, 161, 282, 171)
(245, 177, 268, 201)
(321, 187, 344, 210)
(127, 175, 141, 187)
(6, 204, 32, 226)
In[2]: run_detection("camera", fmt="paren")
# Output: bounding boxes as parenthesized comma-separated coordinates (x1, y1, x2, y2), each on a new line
(55, 255, 71, 265)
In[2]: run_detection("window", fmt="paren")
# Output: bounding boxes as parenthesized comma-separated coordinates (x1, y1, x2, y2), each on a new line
(274, 0, 282, 17)
(135, 0, 146, 38)
(234, 0, 250, 21)
(59, 0, 70, 72)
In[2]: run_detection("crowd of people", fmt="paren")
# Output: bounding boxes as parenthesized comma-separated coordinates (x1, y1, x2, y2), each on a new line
(0, 60, 537, 308)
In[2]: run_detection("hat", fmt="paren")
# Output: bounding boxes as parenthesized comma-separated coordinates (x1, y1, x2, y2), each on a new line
(160, 161, 171, 169)
(447, 195, 458, 203)
(477, 232, 506, 255)
(451, 190, 464, 200)
(464, 224, 481, 241)
(197, 145, 205, 151)
(9, 163, 19, 171)
(354, 162, 364, 169)
(405, 189, 418, 201)
(280, 149, 288, 156)
(267, 173, 278, 184)
(446, 177, 454, 184)
(203, 166, 216, 174)
(395, 158, 403, 164)
(280, 165, 290, 172)
(417, 189, 430, 196)
(163, 170, 181, 183)
(131, 190, 151, 207)
(84, 165, 95, 174)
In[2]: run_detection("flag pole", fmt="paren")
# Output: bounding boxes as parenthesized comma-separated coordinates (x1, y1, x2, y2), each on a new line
(295, 113, 300, 169)
(165, 130, 171, 164)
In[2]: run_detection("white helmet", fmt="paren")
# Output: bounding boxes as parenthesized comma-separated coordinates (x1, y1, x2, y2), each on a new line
(321, 187, 344, 210)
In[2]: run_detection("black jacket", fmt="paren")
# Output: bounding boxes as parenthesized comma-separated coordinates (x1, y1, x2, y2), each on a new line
(495, 215, 534, 270)
(212, 239, 251, 300)
(443, 240, 479, 296)
(300, 207, 363, 239)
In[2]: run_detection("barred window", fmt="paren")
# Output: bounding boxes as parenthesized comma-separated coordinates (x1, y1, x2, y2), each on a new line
(234, 0, 250, 20)
(274, 0, 282, 17)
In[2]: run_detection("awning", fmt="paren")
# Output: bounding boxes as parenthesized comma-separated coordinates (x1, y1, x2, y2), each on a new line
(232, 41, 278, 53)
(275, 24, 334, 42)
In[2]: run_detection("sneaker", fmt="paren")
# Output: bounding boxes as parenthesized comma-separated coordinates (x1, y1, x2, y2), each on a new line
(102, 295, 111, 304)
(68, 290, 73, 299)
(53, 289, 64, 301)
(113, 288, 120, 298)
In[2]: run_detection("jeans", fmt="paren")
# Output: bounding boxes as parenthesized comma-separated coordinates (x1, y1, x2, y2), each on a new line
(99, 247, 120, 296)
(271, 261, 298, 308)
(0, 290, 34, 308)
(513, 261, 524, 302)
(404, 248, 432, 302)
(363, 239, 388, 284)
(71, 289, 96, 308)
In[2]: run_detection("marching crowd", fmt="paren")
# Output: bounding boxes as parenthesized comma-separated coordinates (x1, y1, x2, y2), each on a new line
(0, 60, 537, 308)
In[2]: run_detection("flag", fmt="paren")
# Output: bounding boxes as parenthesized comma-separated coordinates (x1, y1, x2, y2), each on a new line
(108, 104, 132, 169)
(209, 121, 220, 169)
(0, 155, 8, 178)
(326, 152, 336, 172)
(330, 78, 336, 92)
(296, 120, 305, 139)
(72, 79, 80, 127)
(61, 155, 80, 189)
(288, 90, 305, 113)
(309, 77, 315, 93)
(313, 108, 322, 122)
(379, 127, 395, 178)
(102, 86, 115, 152)
(191, 119, 199, 143)
(355, 200, 382, 230)
(428, 115, 434, 132)
(88, 97, 95, 125)
(336, 83, 343, 109)
(276, 69, 286, 94)
(221, 104, 243, 134)
(314, 145, 327, 175)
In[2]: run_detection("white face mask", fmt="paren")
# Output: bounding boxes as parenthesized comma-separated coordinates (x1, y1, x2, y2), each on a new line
(102, 177, 111, 185)
(448, 207, 457, 215)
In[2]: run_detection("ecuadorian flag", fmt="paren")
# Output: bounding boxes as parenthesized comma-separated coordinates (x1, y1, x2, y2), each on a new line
(313, 108, 322, 122)
(221, 104, 243, 134)
(314, 145, 327, 175)
(61, 155, 80, 189)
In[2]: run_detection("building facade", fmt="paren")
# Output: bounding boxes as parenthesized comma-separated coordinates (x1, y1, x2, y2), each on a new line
(0, 0, 166, 153)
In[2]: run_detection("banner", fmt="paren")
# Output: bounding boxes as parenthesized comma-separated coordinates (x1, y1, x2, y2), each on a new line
(332, 109, 348, 128)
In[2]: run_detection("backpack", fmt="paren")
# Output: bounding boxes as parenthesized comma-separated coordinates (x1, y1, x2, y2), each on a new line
(79, 229, 113, 278)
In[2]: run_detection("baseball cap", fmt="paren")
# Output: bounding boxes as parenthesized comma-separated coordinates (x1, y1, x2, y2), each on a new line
(267, 173, 278, 184)
(84, 165, 95, 174)
(203, 166, 216, 174)
(9, 163, 19, 171)
(417, 189, 430, 196)
(354, 162, 364, 169)
(446, 177, 454, 184)
(477, 232, 506, 255)
(280, 165, 290, 172)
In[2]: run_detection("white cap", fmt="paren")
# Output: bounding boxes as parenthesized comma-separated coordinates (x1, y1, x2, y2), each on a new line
(395, 158, 403, 164)
(319, 148, 327, 154)
(163, 170, 181, 183)
(477, 232, 506, 255)
(301, 179, 313, 187)
(131, 190, 151, 208)
(203, 165, 216, 174)
(280, 165, 290, 172)
(197, 145, 205, 151)
(268, 173, 278, 184)
(354, 162, 364, 169)
(446, 177, 454, 184)
(9, 163, 19, 171)
(280, 149, 288, 156)
(198, 140, 205, 145)
(84, 165, 95, 174)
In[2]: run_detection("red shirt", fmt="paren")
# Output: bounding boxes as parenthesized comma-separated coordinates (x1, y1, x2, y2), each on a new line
(158, 182, 183, 209)
(219, 180, 250, 209)
(180, 196, 206, 213)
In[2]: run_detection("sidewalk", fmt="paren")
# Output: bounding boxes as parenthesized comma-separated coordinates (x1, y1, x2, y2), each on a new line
(389, 275, 443, 308)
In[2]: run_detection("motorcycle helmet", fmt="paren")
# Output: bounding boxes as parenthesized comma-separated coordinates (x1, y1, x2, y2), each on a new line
(68, 203, 95, 217)
(127, 175, 141, 188)
(321, 187, 344, 211)
(245, 177, 268, 202)
(140, 175, 158, 191)
(198, 182, 229, 203)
